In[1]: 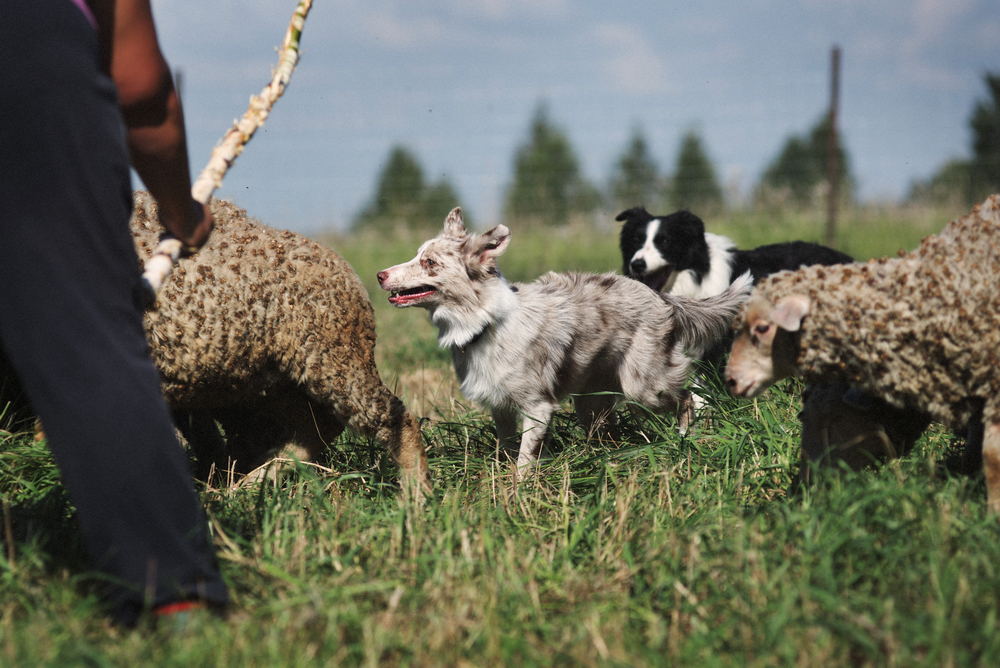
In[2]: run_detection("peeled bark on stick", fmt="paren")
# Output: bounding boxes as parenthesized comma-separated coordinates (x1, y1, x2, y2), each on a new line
(141, 0, 313, 302)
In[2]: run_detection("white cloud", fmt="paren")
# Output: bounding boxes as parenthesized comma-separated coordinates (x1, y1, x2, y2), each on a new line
(910, 0, 976, 44)
(446, 0, 570, 21)
(897, 0, 993, 89)
(356, 10, 448, 49)
(591, 23, 671, 95)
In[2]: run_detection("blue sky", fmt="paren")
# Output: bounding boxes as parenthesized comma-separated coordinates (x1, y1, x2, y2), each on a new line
(151, 0, 999, 234)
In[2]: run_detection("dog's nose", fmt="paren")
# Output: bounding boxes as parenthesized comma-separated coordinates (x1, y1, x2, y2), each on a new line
(376, 270, 388, 286)
(629, 258, 646, 275)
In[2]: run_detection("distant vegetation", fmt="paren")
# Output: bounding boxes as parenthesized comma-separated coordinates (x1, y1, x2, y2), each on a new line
(908, 72, 1000, 207)
(755, 114, 853, 211)
(502, 103, 602, 226)
(355, 71, 999, 232)
(608, 127, 661, 212)
(667, 129, 725, 214)
(353, 146, 464, 232)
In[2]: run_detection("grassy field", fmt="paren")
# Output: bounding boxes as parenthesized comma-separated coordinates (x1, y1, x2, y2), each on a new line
(3, 203, 999, 666)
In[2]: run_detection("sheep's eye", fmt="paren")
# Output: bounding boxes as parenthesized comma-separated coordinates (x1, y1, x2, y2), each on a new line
(754, 323, 771, 336)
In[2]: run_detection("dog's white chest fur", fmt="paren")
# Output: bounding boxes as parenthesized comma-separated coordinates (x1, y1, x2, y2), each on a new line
(446, 285, 519, 410)
(665, 232, 737, 299)
(451, 334, 509, 409)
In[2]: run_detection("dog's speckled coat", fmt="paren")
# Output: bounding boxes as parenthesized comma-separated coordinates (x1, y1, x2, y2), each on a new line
(378, 208, 752, 469)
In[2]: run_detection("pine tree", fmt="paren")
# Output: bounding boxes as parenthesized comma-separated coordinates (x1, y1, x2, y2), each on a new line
(668, 130, 723, 212)
(609, 127, 660, 211)
(910, 72, 1000, 207)
(504, 103, 599, 224)
(758, 115, 852, 208)
(970, 73, 1000, 198)
(422, 180, 462, 222)
(354, 146, 464, 231)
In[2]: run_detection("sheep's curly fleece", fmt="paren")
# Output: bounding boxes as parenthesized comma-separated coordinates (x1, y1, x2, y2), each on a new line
(753, 194, 1000, 431)
(130, 192, 429, 490)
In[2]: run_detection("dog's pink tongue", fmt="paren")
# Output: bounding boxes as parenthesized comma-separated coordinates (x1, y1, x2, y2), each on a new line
(390, 288, 434, 306)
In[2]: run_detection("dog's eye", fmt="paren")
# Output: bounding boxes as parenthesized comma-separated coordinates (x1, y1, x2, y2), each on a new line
(754, 323, 771, 336)
(424, 257, 436, 268)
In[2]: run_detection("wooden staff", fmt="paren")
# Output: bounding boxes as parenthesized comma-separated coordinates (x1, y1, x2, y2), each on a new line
(141, 0, 313, 304)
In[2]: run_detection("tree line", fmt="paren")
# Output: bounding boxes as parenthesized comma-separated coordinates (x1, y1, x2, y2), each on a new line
(908, 73, 1000, 208)
(354, 72, 999, 231)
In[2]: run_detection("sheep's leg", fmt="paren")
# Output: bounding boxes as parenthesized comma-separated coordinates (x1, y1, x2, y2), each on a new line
(983, 421, 1000, 515)
(304, 369, 431, 497)
(281, 397, 346, 462)
(289, 311, 431, 496)
(960, 412, 985, 477)
(371, 392, 430, 498)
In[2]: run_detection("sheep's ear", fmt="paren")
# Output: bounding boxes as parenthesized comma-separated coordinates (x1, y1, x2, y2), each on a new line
(470, 224, 510, 265)
(442, 207, 466, 238)
(771, 294, 810, 332)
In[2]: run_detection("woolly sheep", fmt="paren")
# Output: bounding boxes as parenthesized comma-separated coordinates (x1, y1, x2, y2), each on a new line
(131, 192, 431, 494)
(726, 195, 1000, 510)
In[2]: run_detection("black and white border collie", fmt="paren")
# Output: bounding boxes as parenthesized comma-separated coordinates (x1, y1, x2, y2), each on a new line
(618, 207, 853, 371)
(617, 207, 854, 299)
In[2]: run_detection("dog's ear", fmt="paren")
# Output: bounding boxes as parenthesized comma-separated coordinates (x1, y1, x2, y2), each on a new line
(469, 224, 510, 266)
(615, 206, 651, 223)
(442, 207, 467, 238)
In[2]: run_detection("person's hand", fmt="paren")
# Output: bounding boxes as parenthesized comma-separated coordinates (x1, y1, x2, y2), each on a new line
(160, 199, 214, 253)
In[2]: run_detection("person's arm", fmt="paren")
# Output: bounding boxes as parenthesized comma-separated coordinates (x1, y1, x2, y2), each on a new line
(93, 0, 212, 250)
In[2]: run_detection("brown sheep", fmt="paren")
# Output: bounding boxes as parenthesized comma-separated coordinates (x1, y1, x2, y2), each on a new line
(132, 192, 430, 494)
(726, 195, 1000, 512)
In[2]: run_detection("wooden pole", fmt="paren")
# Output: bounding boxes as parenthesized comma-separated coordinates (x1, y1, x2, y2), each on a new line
(141, 0, 313, 302)
(190, 0, 312, 205)
(174, 68, 183, 103)
(825, 46, 841, 248)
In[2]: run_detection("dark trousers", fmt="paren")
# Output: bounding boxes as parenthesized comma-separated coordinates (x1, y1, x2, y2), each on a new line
(0, 0, 228, 625)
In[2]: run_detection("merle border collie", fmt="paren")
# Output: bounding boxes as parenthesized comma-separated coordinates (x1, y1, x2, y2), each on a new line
(377, 208, 752, 468)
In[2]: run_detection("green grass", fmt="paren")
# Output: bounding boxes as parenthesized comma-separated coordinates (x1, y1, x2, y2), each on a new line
(3, 204, 998, 666)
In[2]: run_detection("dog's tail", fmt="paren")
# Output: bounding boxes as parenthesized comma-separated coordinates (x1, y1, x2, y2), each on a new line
(663, 271, 753, 354)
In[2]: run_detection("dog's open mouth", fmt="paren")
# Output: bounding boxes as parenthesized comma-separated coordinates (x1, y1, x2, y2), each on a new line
(388, 285, 436, 306)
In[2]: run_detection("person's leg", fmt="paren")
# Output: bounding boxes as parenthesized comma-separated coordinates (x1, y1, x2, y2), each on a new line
(0, 0, 228, 625)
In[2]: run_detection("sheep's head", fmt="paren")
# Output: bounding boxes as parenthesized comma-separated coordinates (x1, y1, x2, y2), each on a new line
(725, 293, 809, 398)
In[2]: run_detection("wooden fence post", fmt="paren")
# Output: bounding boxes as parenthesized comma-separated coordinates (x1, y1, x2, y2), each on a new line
(826, 46, 841, 248)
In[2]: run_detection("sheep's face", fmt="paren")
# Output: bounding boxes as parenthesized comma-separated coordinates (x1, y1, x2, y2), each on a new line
(726, 294, 809, 397)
